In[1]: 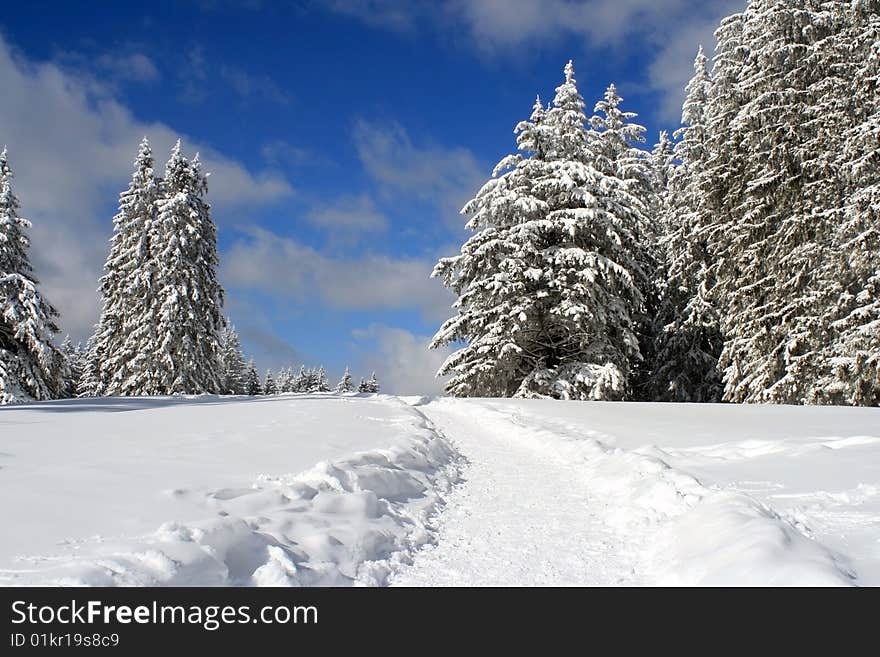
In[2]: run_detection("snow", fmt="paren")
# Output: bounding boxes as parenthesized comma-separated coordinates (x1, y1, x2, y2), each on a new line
(0, 394, 459, 585)
(1, 395, 878, 586)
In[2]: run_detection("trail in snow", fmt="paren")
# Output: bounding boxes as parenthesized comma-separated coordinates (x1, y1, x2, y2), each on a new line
(392, 399, 644, 586)
(393, 398, 862, 587)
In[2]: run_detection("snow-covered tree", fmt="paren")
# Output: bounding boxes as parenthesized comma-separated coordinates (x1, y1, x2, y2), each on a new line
(588, 82, 659, 398)
(60, 336, 85, 399)
(277, 367, 294, 393)
(335, 366, 354, 393)
(147, 143, 225, 394)
(219, 321, 247, 394)
(806, 0, 880, 405)
(244, 360, 262, 395)
(650, 131, 675, 196)
(263, 369, 277, 395)
(313, 366, 329, 393)
(76, 336, 101, 398)
(431, 61, 653, 400)
(0, 148, 65, 404)
(647, 47, 724, 403)
(92, 138, 158, 396)
(360, 371, 380, 394)
(291, 365, 307, 393)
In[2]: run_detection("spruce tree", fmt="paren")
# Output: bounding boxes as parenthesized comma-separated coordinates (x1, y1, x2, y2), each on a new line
(0, 148, 65, 403)
(60, 336, 85, 399)
(263, 369, 277, 395)
(807, 0, 880, 404)
(648, 47, 724, 402)
(315, 366, 330, 393)
(431, 62, 652, 400)
(364, 371, 380, 393)
(244, 360, 262, 395)
(277, 367, 293, 393)
(148, 143, 225, 394)
(93, 138, 158, 396)
(219, 320, 247, 394)
(335, 366, 354, 393)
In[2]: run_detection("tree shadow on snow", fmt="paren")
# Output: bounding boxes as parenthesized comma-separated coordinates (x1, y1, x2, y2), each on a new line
(0, 393, 368, 414)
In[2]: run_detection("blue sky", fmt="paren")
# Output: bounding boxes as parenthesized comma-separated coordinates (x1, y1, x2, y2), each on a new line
(0, 0, 742, 392)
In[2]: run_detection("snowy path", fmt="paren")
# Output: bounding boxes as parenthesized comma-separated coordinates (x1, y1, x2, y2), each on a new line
(393, 398, 865, 586)
(391, 399, 644, 586)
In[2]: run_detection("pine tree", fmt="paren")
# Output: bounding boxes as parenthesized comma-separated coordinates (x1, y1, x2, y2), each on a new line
(244, 360, 262, 395)
(93, 138, 158, 396)
(292, 365, 307, 392)
(807, 0, 880, 405)
(650, 131, 675, 196)
(647, 47, 724, 402)
(148, 143, 225, 394)
(315, 366, 330, 393)
(76, 336, 101, 398)
(263, 369, 277, 395)
(698, 1, 869, 404)
(277, 367, 294, 393)
(431, 62, 653, 400)
(60, 336, 85, 398)
(219, 320, 247, 394)
(357, 377, 368, 393)
(364, 371, 380, 393)
(588, 83, 660, 399)
(0, 148, 65, 404)
(335, 366, 354, 393)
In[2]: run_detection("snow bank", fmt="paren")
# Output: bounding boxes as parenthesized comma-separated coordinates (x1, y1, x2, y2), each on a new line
(0, 395, 460, 586)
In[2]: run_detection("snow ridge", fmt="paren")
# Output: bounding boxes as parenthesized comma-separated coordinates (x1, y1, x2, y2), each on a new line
(0, 397, 462, 587)
(491, 402, 857, 585)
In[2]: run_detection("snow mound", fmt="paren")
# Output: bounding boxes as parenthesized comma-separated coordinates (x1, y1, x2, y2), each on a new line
(0, 397, 461, 586)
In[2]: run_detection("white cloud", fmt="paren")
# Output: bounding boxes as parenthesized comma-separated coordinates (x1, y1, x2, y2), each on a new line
(0, 34, 293, 343)
(352, 324, 452, 395)
(325, 1, 747, 127)
(94, 52, 161, 83)
(223, 227, 454, 323)
(322, 0, 421, 31)
(647, 1, 744, 123)
(352, 118, 484, 227)
(306, 194, 389, 235)
(220, 66, 292, 105)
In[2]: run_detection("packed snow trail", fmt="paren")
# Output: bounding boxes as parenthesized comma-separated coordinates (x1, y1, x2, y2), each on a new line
(392, 399, 645, 585)
(392, 398, 861, 586)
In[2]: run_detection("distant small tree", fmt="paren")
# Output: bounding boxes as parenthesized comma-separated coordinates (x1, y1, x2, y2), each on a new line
(219, 321, 247, 394)
(335, 366, 354, 393)
(263, 369, 277, 395)
(277, 367, 294, 393)
(244, 360, 262, 395)
(363, 372, 380, 393)
(60, 336, 85, 398)
(315, 366, 330, 392)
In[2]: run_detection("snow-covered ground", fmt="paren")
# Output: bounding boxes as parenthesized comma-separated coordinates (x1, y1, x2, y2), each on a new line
(0, 394, 460, 585)
(1, 395, 878, 586)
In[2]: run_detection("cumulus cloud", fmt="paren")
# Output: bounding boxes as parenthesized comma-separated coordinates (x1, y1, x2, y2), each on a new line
(325, 0, 746, 126)
(223, 227, 454, 323)
(306, 194, 389, 236)
(351, 324, 452, 395)
(0, 34, 293, 343)
(95, 52, 161, 83)
(220, 65, 292, 105)
(352, 118, 484, 227)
